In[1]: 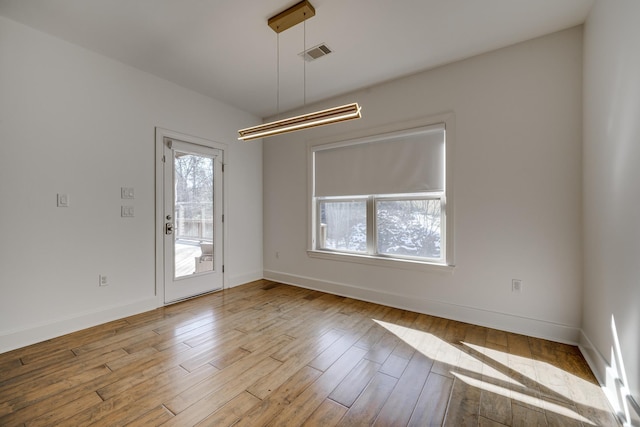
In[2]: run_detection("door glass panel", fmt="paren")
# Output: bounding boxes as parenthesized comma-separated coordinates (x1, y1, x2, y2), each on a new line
(174, 151, 214, 278)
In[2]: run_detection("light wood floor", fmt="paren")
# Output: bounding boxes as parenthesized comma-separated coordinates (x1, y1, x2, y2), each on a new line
(0, 280, 619, 426)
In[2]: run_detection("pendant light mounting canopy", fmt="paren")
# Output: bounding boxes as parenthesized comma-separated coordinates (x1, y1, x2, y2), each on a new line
(268, 0, 316, 33)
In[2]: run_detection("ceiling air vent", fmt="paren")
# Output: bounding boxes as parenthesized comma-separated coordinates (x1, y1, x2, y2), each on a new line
(299, 43, 332, 62)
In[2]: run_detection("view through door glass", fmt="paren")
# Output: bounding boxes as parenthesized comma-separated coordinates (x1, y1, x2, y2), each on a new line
(174, 151, 215, 277)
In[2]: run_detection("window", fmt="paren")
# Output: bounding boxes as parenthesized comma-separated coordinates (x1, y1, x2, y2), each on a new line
(310, 122, 451, 266)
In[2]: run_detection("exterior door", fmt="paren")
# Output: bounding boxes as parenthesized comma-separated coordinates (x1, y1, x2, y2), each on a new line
(159, 133, 223, 304)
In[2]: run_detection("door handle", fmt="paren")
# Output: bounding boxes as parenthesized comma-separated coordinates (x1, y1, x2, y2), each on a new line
(165, 222, 173, 235)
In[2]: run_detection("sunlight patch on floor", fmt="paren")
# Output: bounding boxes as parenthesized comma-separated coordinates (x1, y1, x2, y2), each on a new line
(452, 371, 596, 425)
(373, 318, 608, 425)
(373, 319, 523, 387)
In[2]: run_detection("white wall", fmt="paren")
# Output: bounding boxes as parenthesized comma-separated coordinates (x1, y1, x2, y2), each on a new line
(264, 27, 583, 343)
(581, 1, 640, 424)
(0, 16, 263, 353)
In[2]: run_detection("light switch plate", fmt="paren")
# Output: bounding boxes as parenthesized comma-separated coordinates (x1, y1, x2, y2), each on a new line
(121, 206, 134, 217)
(121, 187, 135, 199)
(57, 193, 69, 207)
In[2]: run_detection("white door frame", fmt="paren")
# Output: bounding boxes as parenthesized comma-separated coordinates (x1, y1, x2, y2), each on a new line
(155, 127, 228, 305)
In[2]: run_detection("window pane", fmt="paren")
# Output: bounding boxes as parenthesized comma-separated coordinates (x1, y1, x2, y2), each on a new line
(376, 199, 441, 259)
(319, 200, 366, 252)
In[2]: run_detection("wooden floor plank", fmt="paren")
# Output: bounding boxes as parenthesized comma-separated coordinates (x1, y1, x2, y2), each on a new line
(511, 403, 548, 427)
(194, 391, 260, 427)
(379, 353, 410, 378)
(161, 357, 283, 426)
(266, 346, 368, 426)
(246, 329, 343, 400)
(179, 328, 246, 372)
(479, 342, 515, 426)
(480, 387, 513, 426)
(0, 366, 118, 426)
(163, 335, 292, 415)
(408, 372, 453, 427)
(479, 416, 510, 426)
(234, 365, 322, 426)
(442, 375, 481, 426)
(308, 306, 390, 372)
(365, 330, 402, 365)
(55, 365, 191, 427)
(328, 358, 381, 407)
(24, 392, 103, 427)
(0, 348, 127, 402)
(84, 364, 217, 427)
(301, 399, 348, 426)
(0, 350, 77, 385)
(486, 328, 509, 348)
(374, 351, 434, 426)
(0, 280, 618, 427)
(0, 318, 128, 367)
(126, 405, 175, 426)
(0, 364, 111, 418)
(336, 372, 397, 426)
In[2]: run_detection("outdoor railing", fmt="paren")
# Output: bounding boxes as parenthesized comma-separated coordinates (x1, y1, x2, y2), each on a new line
(176, 218, 213, 242)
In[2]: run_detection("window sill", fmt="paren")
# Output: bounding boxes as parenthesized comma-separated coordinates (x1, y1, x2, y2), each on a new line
(307, 250, 455, 274)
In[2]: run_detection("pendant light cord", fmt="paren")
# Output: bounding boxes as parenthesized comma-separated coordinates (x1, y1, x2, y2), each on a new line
(277, 30, 280, 118)
(303, 13, 306, 107)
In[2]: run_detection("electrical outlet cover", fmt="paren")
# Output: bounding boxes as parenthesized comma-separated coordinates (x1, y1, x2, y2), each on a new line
(512, 279, 523, 292)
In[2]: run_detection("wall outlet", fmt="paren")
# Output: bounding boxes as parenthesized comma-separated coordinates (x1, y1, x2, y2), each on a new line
(121, 206, 135, 217)
(99, 275, 108, 286)
(512, 279, 523, 293)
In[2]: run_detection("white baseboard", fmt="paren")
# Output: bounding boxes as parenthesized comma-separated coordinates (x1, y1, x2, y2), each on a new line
(227, 270, 263, 288)
(579, 330, 640, 426)
(0, 270, 264, 355)
(0, 297, 158, 354)
(263, 269, 580, 345)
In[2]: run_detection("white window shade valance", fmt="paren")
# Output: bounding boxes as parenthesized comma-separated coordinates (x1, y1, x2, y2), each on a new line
(314, 125, 445, 197)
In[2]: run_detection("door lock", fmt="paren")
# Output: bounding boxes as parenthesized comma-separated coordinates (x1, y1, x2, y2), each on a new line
(165, 222, 173, 235)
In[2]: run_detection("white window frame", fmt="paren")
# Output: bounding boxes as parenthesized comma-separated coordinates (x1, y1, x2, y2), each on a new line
(307, 113, 455, 272)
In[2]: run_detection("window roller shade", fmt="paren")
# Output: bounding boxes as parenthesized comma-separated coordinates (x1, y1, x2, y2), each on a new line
(314, 126, 445, 197)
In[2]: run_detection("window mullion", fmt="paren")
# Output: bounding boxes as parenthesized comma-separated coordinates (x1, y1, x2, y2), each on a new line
(366, 196, 375, 255)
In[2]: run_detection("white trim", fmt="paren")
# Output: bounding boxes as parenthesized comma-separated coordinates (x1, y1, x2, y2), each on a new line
(227, 270, 264, 288)
(307, 250, 454, 273)
(579, 330, 640, 426)
(155, 127, 229, 302)
(579, 330, 609, 396)
(167, 138, 222, 157)
(0, 297, 157, 354)
(263, 269, 579, 345)
(306, 112, 455, 266)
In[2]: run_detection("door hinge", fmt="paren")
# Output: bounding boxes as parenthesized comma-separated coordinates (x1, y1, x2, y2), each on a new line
(222, 265, 225, 273)
(161, 155, 166, 163)
(222, 163, 225, 173)
(222, 214, 224, 223)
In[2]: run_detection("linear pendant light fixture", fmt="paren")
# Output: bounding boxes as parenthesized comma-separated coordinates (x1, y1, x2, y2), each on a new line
(238, 0, 362, 141)
(238, 102, 361, 141)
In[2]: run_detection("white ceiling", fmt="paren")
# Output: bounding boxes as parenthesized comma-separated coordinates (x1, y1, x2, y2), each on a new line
(0, 0, 594, 118)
